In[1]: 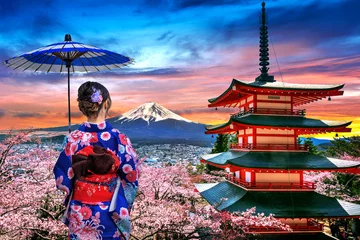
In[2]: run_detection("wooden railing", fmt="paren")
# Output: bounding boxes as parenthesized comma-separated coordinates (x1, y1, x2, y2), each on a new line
(231, 107, 306, 117)
(230, 143, 308, 151)
(226, 174, 315, 190)
(248, 221, 323, 232)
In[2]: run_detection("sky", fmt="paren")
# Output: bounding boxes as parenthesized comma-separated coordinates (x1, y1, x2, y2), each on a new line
(0, 0, 360, 138)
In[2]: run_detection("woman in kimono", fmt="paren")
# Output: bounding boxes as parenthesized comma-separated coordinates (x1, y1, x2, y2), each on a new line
(53, 81, 139, 240)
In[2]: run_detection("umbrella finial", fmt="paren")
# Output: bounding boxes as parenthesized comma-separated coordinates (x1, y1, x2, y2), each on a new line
(64, 34, 72, 41)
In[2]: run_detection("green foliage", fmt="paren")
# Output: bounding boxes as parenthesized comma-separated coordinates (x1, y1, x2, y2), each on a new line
(324, 136, 360, 202)
(303, 138, 323, 156)
(211, 134, 230, 153)
(336, 173, 360, 199)
(195, 163, 206, 174)
(326, 136, 360, 158)
(229, 134, 238, 144)
(206, 163, 223, 172)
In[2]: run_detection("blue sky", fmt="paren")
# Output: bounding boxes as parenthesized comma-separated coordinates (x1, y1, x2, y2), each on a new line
(1, 0, 360, 135)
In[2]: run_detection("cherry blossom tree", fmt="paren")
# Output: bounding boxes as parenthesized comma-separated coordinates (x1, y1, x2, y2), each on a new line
(304, 137, 360, 203)
(0, 131, 289, 240)
(131, 164, 290, 239)
(0, 130, 67, 239)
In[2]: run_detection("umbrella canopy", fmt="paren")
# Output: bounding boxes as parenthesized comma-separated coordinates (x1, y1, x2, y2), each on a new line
(4, 34, 133, 132)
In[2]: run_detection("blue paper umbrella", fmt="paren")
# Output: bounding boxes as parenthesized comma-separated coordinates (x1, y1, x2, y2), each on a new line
(4, 34, 133, 132)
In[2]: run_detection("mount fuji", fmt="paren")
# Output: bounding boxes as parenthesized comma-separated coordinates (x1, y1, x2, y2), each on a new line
(107, 102, 210, 144)
(40, 102, 212, 145)
(116, 102, 192, 124)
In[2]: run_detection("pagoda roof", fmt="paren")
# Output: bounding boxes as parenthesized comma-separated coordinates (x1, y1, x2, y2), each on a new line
(201, 151, 360, 170)
(208, 79, 344, 107)
(205, 114, 351, 134)
(195, 181, 360, 218)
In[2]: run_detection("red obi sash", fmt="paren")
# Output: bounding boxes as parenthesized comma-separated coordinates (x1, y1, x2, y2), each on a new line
(72, 146, 120, 204)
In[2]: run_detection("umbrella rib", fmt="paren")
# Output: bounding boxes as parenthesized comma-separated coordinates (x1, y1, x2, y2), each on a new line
(6, 56, 28, 68)
(83, 53, 100, 71)
(69, 43, 88, 73)
(97, 51, 130, 68)
(86, 51, 111, 70)
(77, 43, 133, 70)
(11, 53, 42, 70)
(42, 43, 67, 73)
(90, 52, 121, 68)
(14, 54, 45, 71)
(60, 61, 64, 73)
(99, 51, 126, 64)
(77, 56, 88, 73)
(75, 43, 100, 71)
(22, 52, 51, 71)
(34, 53, 53, 72)
(47, 55, 59, 73)
(11, 43, 60, 70)
(105, 51, 134, 67)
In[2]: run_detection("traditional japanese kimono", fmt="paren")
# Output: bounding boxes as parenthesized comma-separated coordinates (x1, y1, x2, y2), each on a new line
(53, 121, 139, 240)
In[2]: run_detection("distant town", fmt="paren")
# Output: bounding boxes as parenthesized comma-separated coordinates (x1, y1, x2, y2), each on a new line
(12, 142, 212, 167)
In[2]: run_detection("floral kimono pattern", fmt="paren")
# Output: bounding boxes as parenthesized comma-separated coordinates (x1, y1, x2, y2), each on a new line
(53, 121, 139, 240)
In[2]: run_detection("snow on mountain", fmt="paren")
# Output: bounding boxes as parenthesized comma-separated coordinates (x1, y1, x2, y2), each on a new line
(115, 102, 193, 124)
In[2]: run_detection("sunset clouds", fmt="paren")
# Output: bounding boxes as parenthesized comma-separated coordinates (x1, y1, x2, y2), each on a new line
(1, 0, 359, 137)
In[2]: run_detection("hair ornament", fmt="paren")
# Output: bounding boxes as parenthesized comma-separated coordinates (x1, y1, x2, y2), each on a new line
(91, 87, 103, 104)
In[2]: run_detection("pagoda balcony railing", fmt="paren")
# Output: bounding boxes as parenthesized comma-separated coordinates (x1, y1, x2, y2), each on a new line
(231, 107, 306, 117)
(230, 143, 309, 151)
(248, 220, 323, 232)
(226, 174, 316, 190)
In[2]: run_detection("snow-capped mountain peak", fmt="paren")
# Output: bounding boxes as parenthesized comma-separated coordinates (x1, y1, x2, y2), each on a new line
(116, 102, 193, 124)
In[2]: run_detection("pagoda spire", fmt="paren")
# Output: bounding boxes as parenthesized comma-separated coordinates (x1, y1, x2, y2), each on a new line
(255, 2, 275, 82)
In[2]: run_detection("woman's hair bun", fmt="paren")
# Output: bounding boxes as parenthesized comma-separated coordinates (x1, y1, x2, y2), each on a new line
(77, 81, 111, 118)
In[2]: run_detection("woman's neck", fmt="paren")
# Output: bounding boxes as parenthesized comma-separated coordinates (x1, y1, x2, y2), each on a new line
(87, 116, 105, 124)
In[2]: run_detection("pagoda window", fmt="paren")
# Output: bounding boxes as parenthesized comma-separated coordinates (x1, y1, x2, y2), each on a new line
(245, 171, 251, 183)
(248, 136, 253, 145)
(256, 136, 295, 145)
(257, 102, 291, 110)
(225, 167, 230, 172)
(257, 129, 294, 134)
(238, 136, 243, 145)
(247, 96, 254, 102)
(257, 95, 291, 101)
(281, 218, 308, 226)
(255, 172, 300, 183)
(245, 129, 253, 134)
(235, 171, 240, 179)
(268, 95, 280, 100)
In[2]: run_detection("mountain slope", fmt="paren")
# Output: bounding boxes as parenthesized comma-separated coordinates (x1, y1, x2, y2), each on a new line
(116, 102, 192, 124)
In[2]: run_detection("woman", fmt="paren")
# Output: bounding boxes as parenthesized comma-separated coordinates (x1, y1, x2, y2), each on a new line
(53, 81, 139, 240)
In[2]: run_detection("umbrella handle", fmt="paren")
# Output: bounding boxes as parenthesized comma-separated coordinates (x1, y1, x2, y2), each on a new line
(67, 66, 71, 133)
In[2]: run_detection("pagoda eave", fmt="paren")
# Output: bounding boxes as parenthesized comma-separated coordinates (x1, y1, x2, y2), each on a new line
(205, 115, 352, 134)
(195, 181, 360, 218)
(200, 151, 360, 171)
(208, 79, 345, 108)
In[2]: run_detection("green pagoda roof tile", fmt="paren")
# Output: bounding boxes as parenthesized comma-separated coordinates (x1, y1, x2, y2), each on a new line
(201, 151, 360, 170)
(195, 181, 360, 218)
(208, 79, 344, 103)
(206, 114, 351, 131)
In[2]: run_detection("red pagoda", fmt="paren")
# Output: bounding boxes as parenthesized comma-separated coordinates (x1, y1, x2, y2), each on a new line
(195, 2, 360, 239)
